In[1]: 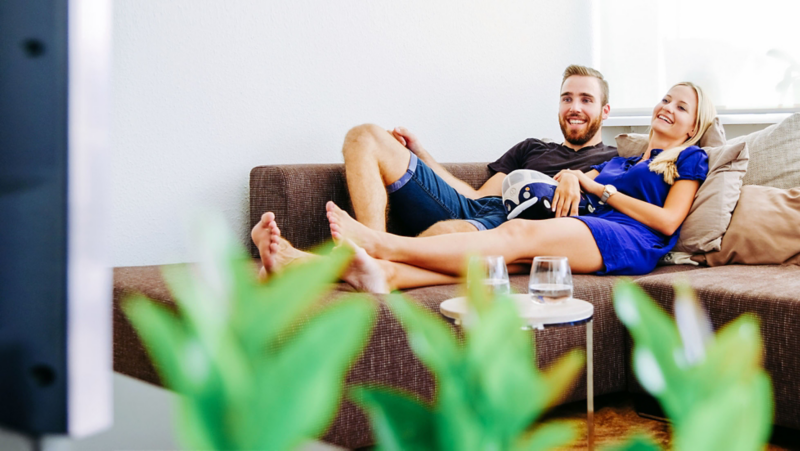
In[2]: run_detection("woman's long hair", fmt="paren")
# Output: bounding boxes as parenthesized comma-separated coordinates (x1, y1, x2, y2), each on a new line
(647, 82, 717, 184)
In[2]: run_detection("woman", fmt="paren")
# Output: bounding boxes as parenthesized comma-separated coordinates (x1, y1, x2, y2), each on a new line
(254, 82, 715, 292)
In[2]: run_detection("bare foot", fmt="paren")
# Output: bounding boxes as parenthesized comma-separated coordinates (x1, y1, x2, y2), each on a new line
(340, 239, 390, 294)
(251, 212, 314, 280)
(326, 201, 385, 257)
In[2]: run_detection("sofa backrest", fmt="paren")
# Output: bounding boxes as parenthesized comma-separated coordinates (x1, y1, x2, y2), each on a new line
(249, 162, 492, 256)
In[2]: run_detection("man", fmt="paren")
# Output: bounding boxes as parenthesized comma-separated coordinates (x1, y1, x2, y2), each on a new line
(342, 65, 617, 238)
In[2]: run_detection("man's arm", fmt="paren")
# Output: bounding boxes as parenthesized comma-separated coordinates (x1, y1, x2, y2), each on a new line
(552, 169, 599, 217)
(391, 127, 504, 199)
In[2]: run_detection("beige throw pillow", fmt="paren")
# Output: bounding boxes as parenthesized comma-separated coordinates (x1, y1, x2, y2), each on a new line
(674, 142, 749, 253)
(725, 113, 800, 189)
(703, 185, 800, 266)
(615, 116, 727, 157)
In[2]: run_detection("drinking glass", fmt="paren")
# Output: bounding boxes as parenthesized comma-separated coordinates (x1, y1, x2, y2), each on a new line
(528, 256, 573, 304)
(468, 255, 511, 296)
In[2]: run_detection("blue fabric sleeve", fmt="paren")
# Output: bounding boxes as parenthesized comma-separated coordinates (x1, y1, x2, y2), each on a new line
(591, 160, 610, 173)
(674, 146, 709, 182)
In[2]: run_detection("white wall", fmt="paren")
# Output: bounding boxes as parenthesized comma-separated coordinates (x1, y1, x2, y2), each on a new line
(110, 0, 593, 266)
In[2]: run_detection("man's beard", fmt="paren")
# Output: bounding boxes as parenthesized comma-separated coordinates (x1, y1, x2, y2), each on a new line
(559, 113, 603, 147)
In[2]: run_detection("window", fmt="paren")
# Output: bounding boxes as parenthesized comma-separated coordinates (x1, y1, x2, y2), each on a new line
(592, 0, 800, 116)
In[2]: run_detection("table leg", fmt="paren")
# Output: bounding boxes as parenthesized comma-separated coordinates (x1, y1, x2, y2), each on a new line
(587, 319, 594, 450)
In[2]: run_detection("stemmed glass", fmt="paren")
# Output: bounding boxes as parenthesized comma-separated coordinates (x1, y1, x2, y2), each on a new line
(468, 255, 511, 296)
(528, 256, 573, 304)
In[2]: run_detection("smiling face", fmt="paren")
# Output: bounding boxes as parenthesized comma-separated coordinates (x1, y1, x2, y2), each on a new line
(651, 84, 699, 144)
(558, 75, 609, 148)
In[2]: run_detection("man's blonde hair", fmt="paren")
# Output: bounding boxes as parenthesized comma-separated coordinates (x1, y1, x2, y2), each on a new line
(648, 81, 717, 184)
(562, 65, 609, 106)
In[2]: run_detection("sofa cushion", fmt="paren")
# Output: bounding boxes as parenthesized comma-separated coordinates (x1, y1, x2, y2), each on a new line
(702, 185, 800, 266)
(726, 112, 800, 189)
(673, 142, 749, 254)
(633, 264, 800, 430)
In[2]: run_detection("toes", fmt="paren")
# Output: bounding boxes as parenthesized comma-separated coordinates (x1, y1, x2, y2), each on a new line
(269, 222, 281, 239)
(326, 201, 344, 215)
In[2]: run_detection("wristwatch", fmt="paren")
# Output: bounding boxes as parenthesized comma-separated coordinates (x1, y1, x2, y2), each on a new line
(599, 184, 617, 205)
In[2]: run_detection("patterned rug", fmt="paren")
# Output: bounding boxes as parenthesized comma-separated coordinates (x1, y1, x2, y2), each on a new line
(543, 394, 797, 450)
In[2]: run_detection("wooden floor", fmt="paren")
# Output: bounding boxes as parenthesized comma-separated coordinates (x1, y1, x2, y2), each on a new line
(544, 394, 799, 450)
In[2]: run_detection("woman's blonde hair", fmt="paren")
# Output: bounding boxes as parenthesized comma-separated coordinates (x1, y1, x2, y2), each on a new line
(648, 82, 717, 184)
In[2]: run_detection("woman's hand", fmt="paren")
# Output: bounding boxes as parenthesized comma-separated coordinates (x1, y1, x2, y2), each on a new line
(555, 169, 604, 200)
(551, 171, 582, 217)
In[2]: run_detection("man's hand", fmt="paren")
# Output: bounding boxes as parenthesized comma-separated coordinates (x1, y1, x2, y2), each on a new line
(389, 127, 426, 156)
(552, 171, 582, 217)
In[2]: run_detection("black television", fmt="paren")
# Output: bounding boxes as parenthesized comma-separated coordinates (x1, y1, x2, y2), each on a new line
(0, 0, 112, 438)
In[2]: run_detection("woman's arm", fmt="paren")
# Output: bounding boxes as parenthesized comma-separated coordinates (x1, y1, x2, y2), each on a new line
(572, 171, 700, 236)
(551, 169, 599, 217)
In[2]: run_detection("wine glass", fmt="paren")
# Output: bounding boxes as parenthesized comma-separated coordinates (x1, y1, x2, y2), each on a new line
(528, 256, 573, 304)
(468, 255, 511, 296)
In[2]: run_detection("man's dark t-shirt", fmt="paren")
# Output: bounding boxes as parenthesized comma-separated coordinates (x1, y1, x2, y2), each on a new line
(488, 139, 618, 177)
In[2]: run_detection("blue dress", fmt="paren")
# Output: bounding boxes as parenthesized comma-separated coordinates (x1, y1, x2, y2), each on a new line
(576, 146, 709, 275)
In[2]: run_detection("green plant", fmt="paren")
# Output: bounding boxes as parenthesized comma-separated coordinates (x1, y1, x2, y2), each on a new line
(612, 280, 773, 451)
(123, 219, 376, 450)
(352, 260, 586, 451)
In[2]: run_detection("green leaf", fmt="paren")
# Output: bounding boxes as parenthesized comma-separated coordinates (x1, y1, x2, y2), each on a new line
(615, 280, 773, 451)
(464, 254, 492, 316)
(465, 298, 539, 436)
(255, 296, 375, 450)
(174, 397, 225, 450)
(613, 281, 687, 417)
(239, 242, 353, 354)
(122, 295, 192, 392)
(674, 371, 772, 451)
(516, 421, 577, 451)
(351, 386, 437, 451)
(539, 349, 585, 411)
(605, 434, 663, 451)
(387, 293, 460, 376)
(697, 315, 763, 392)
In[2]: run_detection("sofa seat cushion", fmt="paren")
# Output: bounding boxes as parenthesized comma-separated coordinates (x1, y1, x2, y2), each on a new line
(633, 264, 800, 429)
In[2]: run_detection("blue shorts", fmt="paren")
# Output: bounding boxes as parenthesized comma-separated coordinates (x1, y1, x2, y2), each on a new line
(386, 154, 507, 236)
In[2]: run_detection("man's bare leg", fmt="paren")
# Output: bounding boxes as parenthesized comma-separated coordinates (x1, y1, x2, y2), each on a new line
(417, 219, 479, 237)
(340, 244, 457, 293)
(251, 211, 397, 293)
(342, 124, 413, 232)
(251, 212, 316, 280)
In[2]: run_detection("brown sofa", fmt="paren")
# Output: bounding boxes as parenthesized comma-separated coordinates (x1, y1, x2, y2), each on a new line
(113, 162, 800, 449)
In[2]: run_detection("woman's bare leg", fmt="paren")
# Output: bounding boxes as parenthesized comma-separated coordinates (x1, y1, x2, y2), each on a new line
(327, 201, 603, 276)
